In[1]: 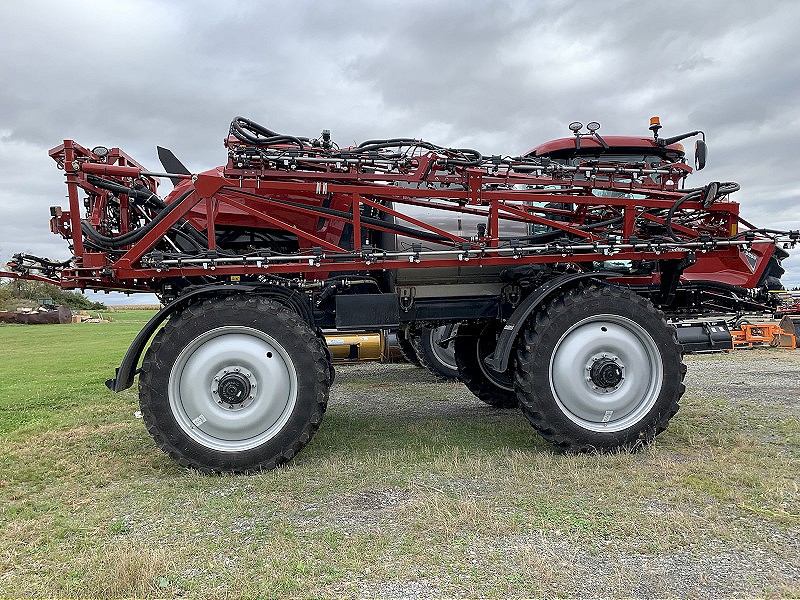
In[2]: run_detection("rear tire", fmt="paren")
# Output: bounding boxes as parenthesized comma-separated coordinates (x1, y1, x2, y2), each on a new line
(396, 328, 422, 367)
(139, 296, 330, 473)
(454, 321, 518, 408)
(515, 284, 684, 452)
(413, 325, 461, 381)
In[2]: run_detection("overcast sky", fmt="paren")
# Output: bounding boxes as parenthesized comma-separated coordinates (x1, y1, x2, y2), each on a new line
(2, 0, 799, 304)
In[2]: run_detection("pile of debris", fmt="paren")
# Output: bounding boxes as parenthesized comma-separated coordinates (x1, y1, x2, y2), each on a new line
(0, 305, 72, 324)
(70, 311, 108, 323)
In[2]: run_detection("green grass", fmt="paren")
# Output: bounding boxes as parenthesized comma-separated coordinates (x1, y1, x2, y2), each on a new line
(0, 320, 798, 597)
(0, 317, 150, 434)
(99, 308, 160, 323)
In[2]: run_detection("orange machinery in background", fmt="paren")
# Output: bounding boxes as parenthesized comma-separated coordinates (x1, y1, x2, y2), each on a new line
(729, 317, 798, 349)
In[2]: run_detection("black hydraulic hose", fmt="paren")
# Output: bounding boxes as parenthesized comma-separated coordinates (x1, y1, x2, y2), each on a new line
(232, 117, 483, 165)
(325, 274, 382, 286)
(731, 228, 791, 239)
(583, 216, 625, 230)
(357, 137, 429, 149)
(138, 188, 208, 247)
(228, 188, 626, 247)
(81, 189, 194, 248)
(87, 175, 161, 207)
(170, 228, 206, 253)
(87, 177, 209, 247)
(496, 215, 625, 244)
(233, 116, 281, 138)
(230, 117, 308, 150)
(665, 182, 740, 240)
(346, 139, 483, 166)
(665, 190, 703, 240)
(12, 253, 72, 268)
(350, 140, 443, 155)
(83, 191, 185, 243)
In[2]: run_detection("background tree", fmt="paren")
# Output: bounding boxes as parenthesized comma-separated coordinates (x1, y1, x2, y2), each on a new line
(0, 279, 105, 311)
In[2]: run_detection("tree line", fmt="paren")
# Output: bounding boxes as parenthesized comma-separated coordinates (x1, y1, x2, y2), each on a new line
(0, 279, 106, 311)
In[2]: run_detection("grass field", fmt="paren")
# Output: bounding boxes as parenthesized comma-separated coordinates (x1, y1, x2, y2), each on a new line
(0, 316, 798, 598)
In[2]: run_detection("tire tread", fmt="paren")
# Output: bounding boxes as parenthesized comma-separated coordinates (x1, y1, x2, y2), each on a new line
(139, 296, 329, 473)
(515, 284, 685, 452)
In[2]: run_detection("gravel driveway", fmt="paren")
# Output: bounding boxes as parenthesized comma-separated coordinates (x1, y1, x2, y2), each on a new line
(320, 349, 800, 598)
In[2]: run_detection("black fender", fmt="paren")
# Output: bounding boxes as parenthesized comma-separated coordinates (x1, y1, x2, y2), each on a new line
(105, 282, 314, 393)
(483, 271, 616, 374)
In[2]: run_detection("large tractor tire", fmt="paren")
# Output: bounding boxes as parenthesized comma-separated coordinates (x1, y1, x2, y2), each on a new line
(454, 321, 518, 408)
(413, 324, 461, 381)
(515, 284, 685, 452)
(138, 296, 330, 473)
(396, 328, 422, 367)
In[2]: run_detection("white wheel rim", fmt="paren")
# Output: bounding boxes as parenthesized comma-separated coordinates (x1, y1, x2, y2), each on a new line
(429, 325, 458, 371)
(168, 326, 298, 451)
(549, 314, 663, 432)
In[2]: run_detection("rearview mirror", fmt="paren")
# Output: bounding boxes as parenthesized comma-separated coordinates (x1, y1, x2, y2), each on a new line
(695, 139, 707, 170)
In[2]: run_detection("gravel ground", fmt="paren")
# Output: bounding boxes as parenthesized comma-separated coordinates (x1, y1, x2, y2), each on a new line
(324, 349, 800, 598)
(685, 348, 800, 400)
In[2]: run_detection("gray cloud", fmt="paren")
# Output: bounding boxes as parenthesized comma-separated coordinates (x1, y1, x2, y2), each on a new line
(2, 0, 799, 292)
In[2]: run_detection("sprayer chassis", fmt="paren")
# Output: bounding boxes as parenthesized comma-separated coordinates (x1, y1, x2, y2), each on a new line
(7, 122, 796, 473)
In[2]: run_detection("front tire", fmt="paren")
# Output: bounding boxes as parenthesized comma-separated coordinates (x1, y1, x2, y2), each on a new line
(139, 296, 330, 473)
(515, 284, 685, 452)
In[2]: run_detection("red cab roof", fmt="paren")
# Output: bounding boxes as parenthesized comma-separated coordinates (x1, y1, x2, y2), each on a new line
(527, 136, 685, 157)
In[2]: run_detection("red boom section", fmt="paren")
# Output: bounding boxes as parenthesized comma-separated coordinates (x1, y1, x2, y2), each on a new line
(12, 123, 797, 298)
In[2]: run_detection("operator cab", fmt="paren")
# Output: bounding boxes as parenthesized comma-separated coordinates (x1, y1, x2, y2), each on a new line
(526, 117, 706, 172)
(523, 118, 707, 271)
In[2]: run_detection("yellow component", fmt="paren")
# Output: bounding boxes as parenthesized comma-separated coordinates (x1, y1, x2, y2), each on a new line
(730, 221, 738, 236)
(325, 331, 385, 362)
(230, 275, 241, 282)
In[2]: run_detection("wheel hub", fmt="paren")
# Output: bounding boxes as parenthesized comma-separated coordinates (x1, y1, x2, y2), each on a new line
(218, 373, 251, 404)
(211, 367, 257, 410)
(590, 358, 623, 388)
(584, 353, 625, 393)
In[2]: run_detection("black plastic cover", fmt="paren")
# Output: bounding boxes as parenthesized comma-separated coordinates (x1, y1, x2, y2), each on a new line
(674, 320, 733, 353)
(336, 293, 400, 330)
